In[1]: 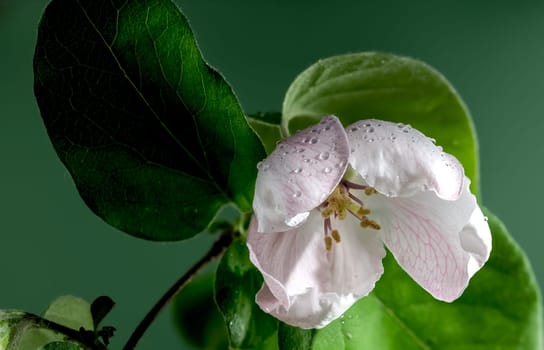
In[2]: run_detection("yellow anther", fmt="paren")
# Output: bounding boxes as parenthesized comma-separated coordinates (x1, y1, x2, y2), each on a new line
(356, 206, 371, 218)
(364, 187, 378, 196)
(360, 218, 381, 230)
(325, 236, 333, 251)
(331, 230, 341, 243)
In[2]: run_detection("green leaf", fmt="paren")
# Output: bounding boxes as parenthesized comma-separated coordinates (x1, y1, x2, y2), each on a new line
(172, 270, 229, 350)
(278, 210, 543, 349)
(33, 0, 265, 241)
(277, 324, 313, 350)
(247, 112, 283, 155)
(215, 240, 278, 349)
(282, 52, 480, 195)
(43, 296, 94, 332)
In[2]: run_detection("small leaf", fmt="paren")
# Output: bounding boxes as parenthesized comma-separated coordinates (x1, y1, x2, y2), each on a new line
(33, 0, 265, 241)
(215, 240, 277, 349)
(43, 296, 93, 332)
(247, 113, 283, 155)
(282, 52, 480, 195)
(90, 296, 115, 329)
(278, 210, 543, 349)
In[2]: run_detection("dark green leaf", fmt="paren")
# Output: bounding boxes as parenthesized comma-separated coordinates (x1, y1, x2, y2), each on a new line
(90, 296, 114, 329)
(282, 52, 480, 196)
(247, 112, 283, 155)
(33, 0, 265, 241)
(40, 341, 83, 350)
(279, 210, 543, 349)
(277, 323, 313, 350)
(215, 240, 278, 349)
(172, 270, 229, 350)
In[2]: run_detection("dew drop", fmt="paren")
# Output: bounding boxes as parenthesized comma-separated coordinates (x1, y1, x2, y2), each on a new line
(293, 167, 302, 173)
(318, 151, 330, 160)
(304, 158, 311, 163)
(364, 122, 372, 127)
(309, 137, 319, 144)
(429, 137, 436, 144)
(293, 190, 302, 198)
(484, 216, 489, 222)
(397, 123, 404, 128)
(337, 160, 347, 168)
(297, 148, 305, 153)
(350, 126, 359, 132)
(257, 161, 263, 169)
(350, 148, 355, 153)
(346, 333, 353, 340)
(302, 137, 311, 143)
(323, 167, 332, 174)
(367, 127, 375, 133)
(325, 125, 331, 131)
(368, 138, 375, 143)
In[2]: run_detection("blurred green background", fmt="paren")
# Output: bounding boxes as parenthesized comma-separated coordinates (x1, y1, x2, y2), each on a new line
(1, 0, 543, 349)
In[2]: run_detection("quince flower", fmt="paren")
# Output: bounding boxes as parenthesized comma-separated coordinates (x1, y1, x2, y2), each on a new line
(247, 116, 491, 329)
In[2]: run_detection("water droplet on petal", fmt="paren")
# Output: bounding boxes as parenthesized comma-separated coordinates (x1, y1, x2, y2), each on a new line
(309, 137, 319, 144)
(318, 151, 330, 160)
(350, 126, 359, 132)
(368, 138, 375, 143)
(323, 167, 332, 174)
(304, 158, 310, 163)
(302, 137, 311, 143)
(293, 167, 302, 173)
(293, 190, 301, 198)
(484, 216, 489, 221)
(429, 137, 436, 144)
(367, 127, 375, 133)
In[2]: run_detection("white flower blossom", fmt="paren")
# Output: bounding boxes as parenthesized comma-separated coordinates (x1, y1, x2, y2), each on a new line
(247, 116, 491, 329)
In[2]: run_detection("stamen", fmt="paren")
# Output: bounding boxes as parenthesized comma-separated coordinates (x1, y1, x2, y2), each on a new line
(320, 182, 381, 251)
(331, 230, 341, 243)
(343, 180, 368, 190)
(364, 187, 378, 196)
(324, 236, 333, 251)
(361, 218, 381, 230)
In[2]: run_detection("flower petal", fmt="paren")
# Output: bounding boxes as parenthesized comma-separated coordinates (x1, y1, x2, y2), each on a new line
(359, 178, 489, 301)
(253, 116, 350, 232)
(346, 119, 464, 200)
(247, 211, 385, 328)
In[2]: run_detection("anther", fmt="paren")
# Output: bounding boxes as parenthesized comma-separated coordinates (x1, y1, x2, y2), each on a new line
(360, 218, 381, 230)
(325, 236, 333, 251)
(331, 230, 341, 243)
(364, 187, 378, 196)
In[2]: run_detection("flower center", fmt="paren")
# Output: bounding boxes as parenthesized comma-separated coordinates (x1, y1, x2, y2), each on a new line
(319, 181, 381, 251)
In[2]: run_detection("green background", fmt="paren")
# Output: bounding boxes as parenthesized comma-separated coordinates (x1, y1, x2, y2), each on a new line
(1, 1, 542, 349)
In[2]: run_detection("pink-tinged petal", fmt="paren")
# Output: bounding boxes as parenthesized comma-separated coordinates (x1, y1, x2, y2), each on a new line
(247, 212, 385, 328)
(360, 177, 488, 301)
(347, 119, 464, 200)
(460, 206, 492, 277)
(253, 116, 350, 232)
